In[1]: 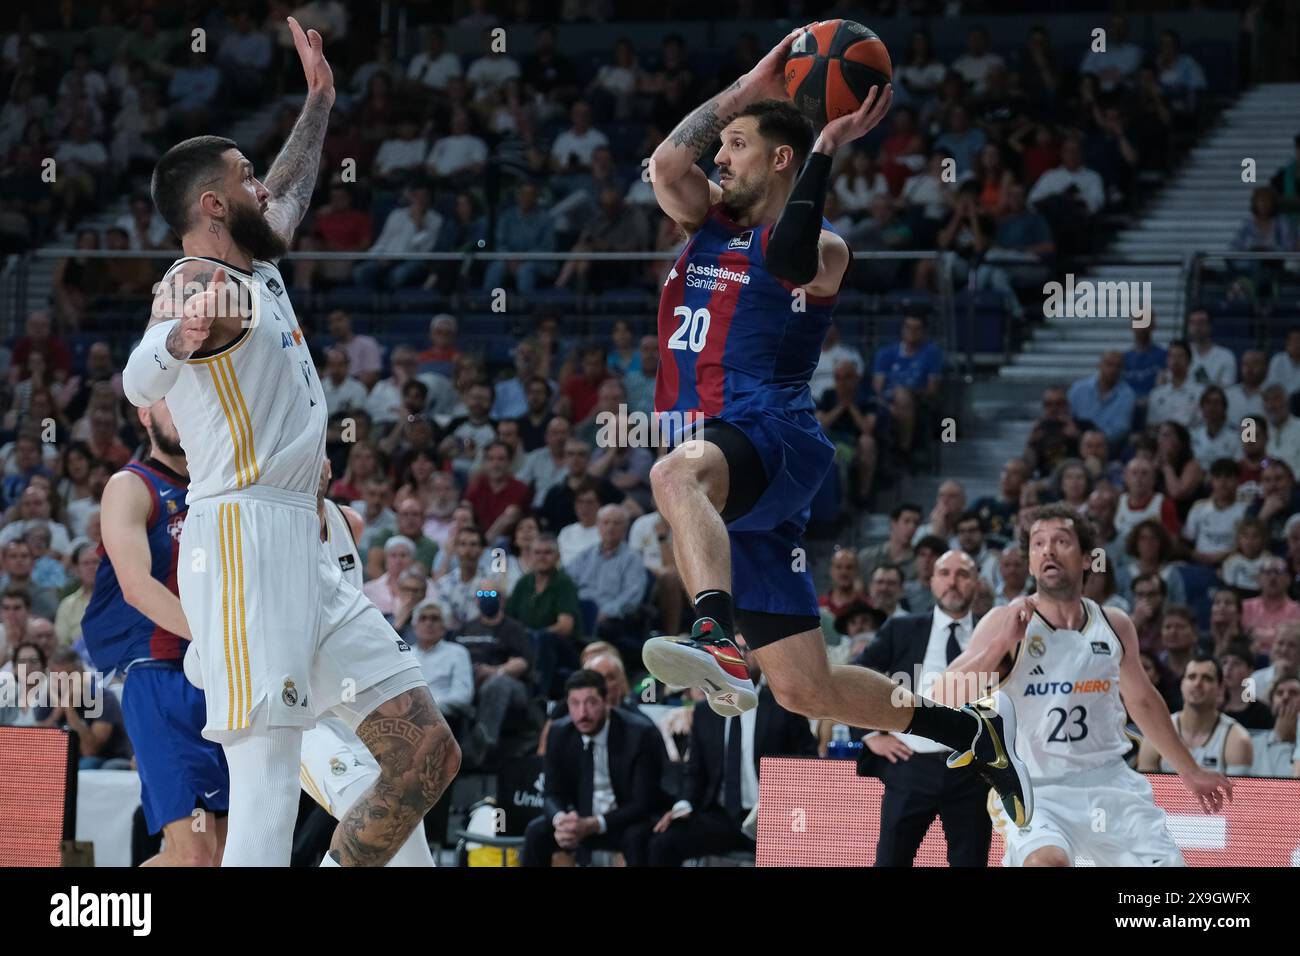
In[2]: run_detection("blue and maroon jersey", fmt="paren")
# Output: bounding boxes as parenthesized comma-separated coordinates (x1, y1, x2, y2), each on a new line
(654, 204, 841, 425)
(82, 459, 188, 672)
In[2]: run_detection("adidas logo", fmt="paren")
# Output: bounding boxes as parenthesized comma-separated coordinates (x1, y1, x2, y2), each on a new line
(1030, 665, 1045, 676)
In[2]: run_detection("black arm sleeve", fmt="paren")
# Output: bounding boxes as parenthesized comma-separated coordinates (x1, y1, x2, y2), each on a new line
(765, 151, 832, 286)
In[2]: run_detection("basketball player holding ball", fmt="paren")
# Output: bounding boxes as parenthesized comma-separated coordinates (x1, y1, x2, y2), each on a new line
(640, 21, 1034, 828)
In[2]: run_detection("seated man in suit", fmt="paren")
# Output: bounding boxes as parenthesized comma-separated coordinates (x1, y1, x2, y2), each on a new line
(648, 643, 817, 866)
(854, 550, 993, 867)
(523, 669, 666, 866)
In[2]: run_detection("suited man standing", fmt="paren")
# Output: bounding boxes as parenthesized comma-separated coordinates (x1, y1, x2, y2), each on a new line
(647, 645, 817, 866)
(854, 550, 992, 867)
(523, 669, 665, 866)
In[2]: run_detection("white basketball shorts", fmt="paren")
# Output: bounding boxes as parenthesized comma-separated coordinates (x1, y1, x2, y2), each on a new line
(990, 759, 1186, 867)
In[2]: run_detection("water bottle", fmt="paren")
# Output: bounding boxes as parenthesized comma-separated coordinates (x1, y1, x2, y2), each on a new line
(827, 723, 851, 759)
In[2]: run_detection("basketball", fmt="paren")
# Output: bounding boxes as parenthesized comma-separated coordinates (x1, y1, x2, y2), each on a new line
(783, 19, 892, 128)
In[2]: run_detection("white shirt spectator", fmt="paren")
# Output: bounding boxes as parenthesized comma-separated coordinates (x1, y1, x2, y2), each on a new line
(550, 127, 610, 171)
(517, 446, 566, 508)
(0, 519, 72, 555)
(557, 522, 600, 567)
(592, 63, 637, 96)
(1221, 552, 1269, 591)
(320, 375, 369, 416)
(1027, 163, 1105, 215)
(1146, 378, 1203, 429)
(1265, 351, 1300, 396)
(834, 171, 889, 214)
(951, 52, 1005, 95)
(1182, 498, 1248, 556)
(629, 511, 665, 573)
(427, 134, 488, 178)
(1078, 44, 1143, 91)
(369, 206, 443, 255)
(407, 50, 461, 90)
(114, 212, 171, 250)
(1225, 384, 1267, 429)
(1159, 55, 1207, 97)
(810, 342, 866, 403)
(1266, 414, 1300, 478)
(1190, 345, 1237, 387)
(413, 638, 473, 716)
(1114, 492, 1169, 540)
(901, 172, 952, 220)
(54, 139, 108, 168)
(374, 137, 428, 178)
(1191, 422, 1242, 469)
(465, 54, 521, 93)
(58, 71, 109, 108)
(431, 569, 482, 629)
(1248, 725, 1298, 778)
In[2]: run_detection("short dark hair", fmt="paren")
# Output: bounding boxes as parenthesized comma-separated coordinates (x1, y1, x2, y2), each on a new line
(1208, 457, 1239, 478)
(456, 525, 486, 547)
(1132, 571, 1167, 598)
(1183, 652, 1221, 683)
(956, 510, 984, 532)
(1166, 339, 1191, 360)
(871, 563, 904, 584)
(2, 588, 31, 609)
(565, 668, 607, 699)
(11, 641, 46, 669)
(1271, 675, 1300, 705)
(1162, 605, 1195, 626)
(151, 135, 239, 235)
(1200, 384, 1226, 407)
(735, 99, 815, 169)
(1219, 641, 1254, 668)
(49, 648, 85, 670)
(891, 502, 923, 521)
(915, 534, 949, 556)
(1018, 503, 1095, 557)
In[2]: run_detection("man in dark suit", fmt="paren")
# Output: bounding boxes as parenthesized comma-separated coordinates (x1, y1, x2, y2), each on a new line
(647, 647, 817, 866)
(854, 550, 993, 867)
(523, 669, 665, 866)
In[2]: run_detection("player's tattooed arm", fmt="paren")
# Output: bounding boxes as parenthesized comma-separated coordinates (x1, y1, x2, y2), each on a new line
(262, 94, 330, 244)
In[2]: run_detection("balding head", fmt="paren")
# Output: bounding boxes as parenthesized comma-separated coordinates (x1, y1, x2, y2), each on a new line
(931, 550, 977, 615)
(585, 652, 629, 703)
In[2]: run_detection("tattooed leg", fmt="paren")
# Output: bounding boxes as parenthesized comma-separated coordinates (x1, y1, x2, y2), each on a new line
(328, 687, 461, 867)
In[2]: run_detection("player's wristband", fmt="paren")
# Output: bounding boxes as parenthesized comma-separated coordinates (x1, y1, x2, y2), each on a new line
(766, 151, 832, 286)
(123, 320, 184, 408)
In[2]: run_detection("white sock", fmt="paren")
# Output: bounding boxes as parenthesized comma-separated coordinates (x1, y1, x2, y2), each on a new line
(319, 852, 341, 867)
(220, 720, 303, 867)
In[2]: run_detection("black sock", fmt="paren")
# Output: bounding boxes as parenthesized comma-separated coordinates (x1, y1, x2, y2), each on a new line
(905, 699, 982, 752)
(693, 589, 735, 636)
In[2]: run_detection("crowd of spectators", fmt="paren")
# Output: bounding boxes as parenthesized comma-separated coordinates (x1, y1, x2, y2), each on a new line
(1, 6, 1295, 866)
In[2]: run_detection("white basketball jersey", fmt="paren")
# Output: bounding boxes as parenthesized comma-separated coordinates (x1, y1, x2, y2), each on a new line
(1161, 712, 1238, 773)
(161, 256, 327, 505)
(1001, 597, 1131, 780)
(322, 499, 362, 589)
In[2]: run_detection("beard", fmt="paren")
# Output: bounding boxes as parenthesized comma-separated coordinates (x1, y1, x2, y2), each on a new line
(227, 200, 288, 261)
(148, 420, 185, 459)
(719, 171, 765, 220)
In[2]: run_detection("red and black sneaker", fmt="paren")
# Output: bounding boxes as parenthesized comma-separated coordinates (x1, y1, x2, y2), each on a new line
(641, 618, 758, 717)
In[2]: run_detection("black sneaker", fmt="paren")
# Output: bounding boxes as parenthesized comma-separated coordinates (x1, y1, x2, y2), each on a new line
(641, 618, 757, 717)
(946, 690, 1034, 828)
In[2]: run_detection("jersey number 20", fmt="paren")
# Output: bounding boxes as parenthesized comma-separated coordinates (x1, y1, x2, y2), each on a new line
(668, 306, 711, 353)
(1047, 706, 1089, 742)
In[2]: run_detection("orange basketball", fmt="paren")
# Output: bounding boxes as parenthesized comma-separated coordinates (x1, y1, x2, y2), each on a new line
(783, 19, 892, 128)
